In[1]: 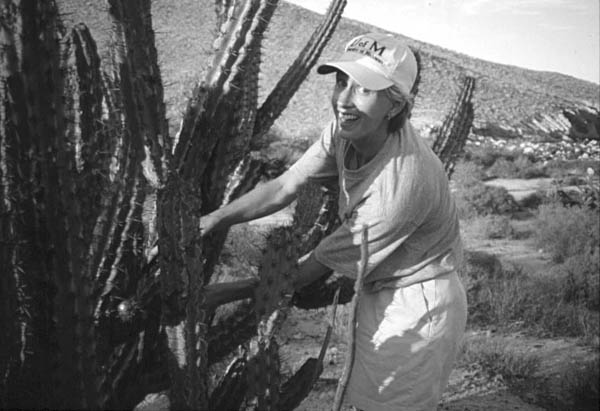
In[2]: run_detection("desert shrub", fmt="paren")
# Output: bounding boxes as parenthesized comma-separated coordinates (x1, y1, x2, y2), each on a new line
(464, 145, 515, 169)
(454, 181, 520, 218)
(452, 161, 519, 219)
(561, 356, 600, 410)
(460, 251, 512, 324)
(461, 250, 503, 280)
(461, 215, 516, 240)
(460, 253, 600, 340)
(522, 285, 599, 339)
(512, 155, 547, 179)
(534, 203, 600, 263)
(462, 265, 526, 326)
(517, 165, 548, 180)
(486, 157, 518, 177)
(451, 160, 486, 186)
(555, 249, 600, 311)
(545, 159, 600, 179)
(519, 190, 550, 209)
(480, 154, 548, 179)
(484, 215, 516, 239)
(460, 336, 540, 382)
(558, 174, 587, 186)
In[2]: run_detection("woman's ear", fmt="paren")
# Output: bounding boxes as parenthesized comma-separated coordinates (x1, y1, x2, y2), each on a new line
(387, 101, 405, 119)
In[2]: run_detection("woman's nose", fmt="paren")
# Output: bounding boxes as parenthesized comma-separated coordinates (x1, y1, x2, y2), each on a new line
(336, 85, 354, 107)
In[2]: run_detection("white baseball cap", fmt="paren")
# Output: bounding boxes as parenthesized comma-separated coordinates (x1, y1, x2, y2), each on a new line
(318, 33, 417, 95)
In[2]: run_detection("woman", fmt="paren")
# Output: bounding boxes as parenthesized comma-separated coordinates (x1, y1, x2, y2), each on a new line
(201, 33, 467, 411)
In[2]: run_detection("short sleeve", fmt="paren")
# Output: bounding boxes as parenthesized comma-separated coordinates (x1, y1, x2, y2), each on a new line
(287, 121, 339, 182)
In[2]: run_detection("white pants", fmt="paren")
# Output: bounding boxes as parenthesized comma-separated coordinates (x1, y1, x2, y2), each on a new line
(347, 271, 467, 411)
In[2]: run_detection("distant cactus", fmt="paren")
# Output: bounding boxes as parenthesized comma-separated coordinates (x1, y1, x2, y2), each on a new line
(0, 1, 476, 409)
(432, 75, 476, 177)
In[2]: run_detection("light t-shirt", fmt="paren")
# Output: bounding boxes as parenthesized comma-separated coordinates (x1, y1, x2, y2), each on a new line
(288, 119, 462, 289)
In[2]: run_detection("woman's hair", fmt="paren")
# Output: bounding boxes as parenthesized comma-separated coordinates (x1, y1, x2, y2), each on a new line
(385, 47, 422, 134)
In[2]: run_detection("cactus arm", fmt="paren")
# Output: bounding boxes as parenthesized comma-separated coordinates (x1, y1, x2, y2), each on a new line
(62, 24, 104, 175)
(199, 1, 278, 284)
(92, 157, 143, 312)
(202, 278, 259, 308)
(278, 288, 339, 410)
(158, 177, 208, 410)
(107, 0, 171, 187)
(207, 301, 257, 365)
(0, 1, 30, 404)
(94, 172, 145, 318)
(188, 0, 278, 196)
(206, 0, 260, 93)
(244, 226, 299, 409)
(93, 0, 170, 320)
(252, 0, 347, 141)
(202, 1, 279, 197)
(209, 354, 248, 411)
(431, 76, 476, 177)
(173, 0, 258, 180)
(214, 0, 235, 33)
(11, 1, 101, 408)
(200, 50, 260, 212)
(61, 26, 127, 342)
(62, 24, 112, 250)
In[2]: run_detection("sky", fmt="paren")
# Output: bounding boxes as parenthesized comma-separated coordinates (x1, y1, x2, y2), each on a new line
(285, 0, 600, 84)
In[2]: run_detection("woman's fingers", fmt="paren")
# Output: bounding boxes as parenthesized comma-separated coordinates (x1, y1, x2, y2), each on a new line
(199, 214, 219, 237)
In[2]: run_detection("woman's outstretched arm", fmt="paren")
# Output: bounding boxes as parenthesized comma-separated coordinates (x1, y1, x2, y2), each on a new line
(200, 169, 306, 236)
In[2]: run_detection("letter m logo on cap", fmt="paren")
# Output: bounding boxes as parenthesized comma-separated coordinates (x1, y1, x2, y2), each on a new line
(369, 41, 386, 56)
(347, 36, 387, 62)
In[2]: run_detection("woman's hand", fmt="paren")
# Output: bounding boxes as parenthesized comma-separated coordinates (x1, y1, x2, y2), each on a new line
(199, 213, 221, 238)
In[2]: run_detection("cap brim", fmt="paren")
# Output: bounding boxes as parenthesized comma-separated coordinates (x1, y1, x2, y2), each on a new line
(317, 62, 393, 91)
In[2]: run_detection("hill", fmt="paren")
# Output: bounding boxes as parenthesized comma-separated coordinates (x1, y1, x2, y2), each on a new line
(58, 0, 599, 146)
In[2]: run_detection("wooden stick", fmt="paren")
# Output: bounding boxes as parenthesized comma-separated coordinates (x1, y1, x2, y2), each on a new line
(332, 225, 368, 411)
(308, 286, 341, 385)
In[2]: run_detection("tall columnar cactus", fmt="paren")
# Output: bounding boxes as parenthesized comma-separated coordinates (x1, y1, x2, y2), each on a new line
(0, 0, 477, 409)
(0, 0, 347, 409)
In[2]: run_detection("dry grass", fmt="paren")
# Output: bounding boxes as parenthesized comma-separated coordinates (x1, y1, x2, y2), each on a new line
(459, 335, 541, 383)
(465, 215, 518, 240)
(461, 252, 600, 342)
(534, 202, 599, 263)
(560, 355, 600, 410)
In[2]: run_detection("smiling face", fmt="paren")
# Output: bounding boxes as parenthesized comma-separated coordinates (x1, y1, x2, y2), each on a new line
(331, 71, 396, 144)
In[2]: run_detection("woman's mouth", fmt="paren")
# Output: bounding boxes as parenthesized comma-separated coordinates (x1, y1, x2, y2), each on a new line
(338, 112, 359, 127)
